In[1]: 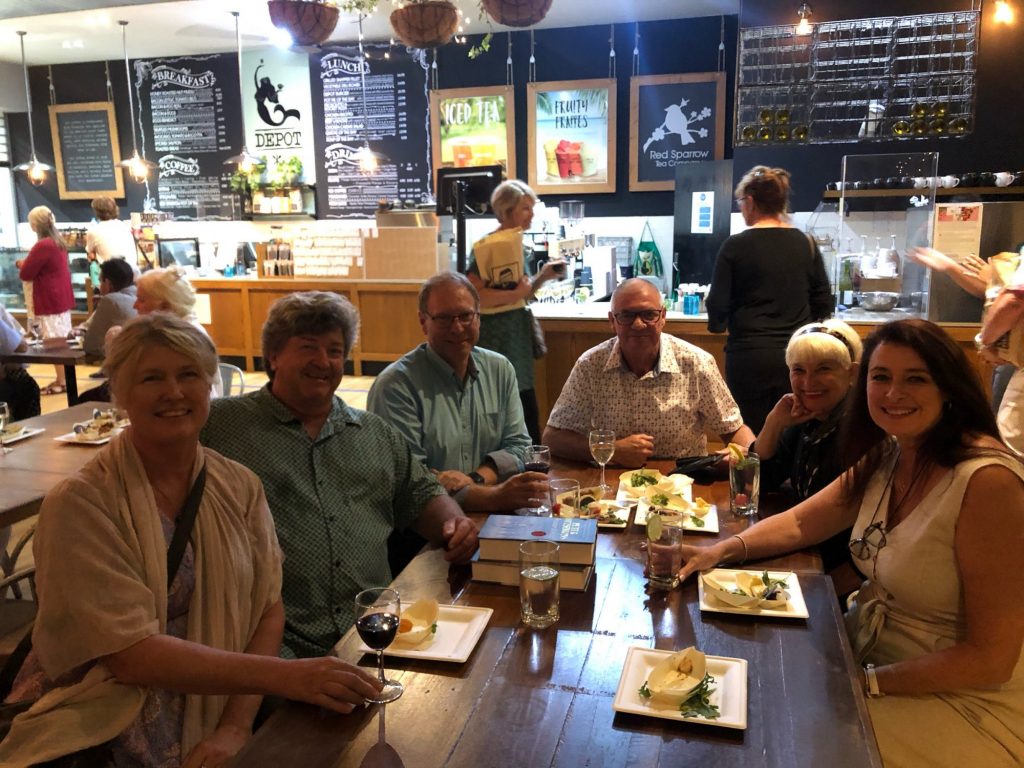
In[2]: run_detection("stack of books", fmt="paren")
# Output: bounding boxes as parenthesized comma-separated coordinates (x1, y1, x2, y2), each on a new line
(471, 515, 599, 591)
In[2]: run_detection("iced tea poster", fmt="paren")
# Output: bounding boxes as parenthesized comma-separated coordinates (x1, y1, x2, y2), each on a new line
(629, 73, 725, 192)
(527, 79, 616, 195)
(430, 86, 515, 186)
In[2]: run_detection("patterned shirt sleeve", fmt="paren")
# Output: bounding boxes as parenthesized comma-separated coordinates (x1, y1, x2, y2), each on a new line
(693, 349, 744, 435)
(545, 347, 598, 434)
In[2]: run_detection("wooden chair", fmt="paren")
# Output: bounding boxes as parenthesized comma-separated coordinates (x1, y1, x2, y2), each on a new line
(0, 524, 36, 667)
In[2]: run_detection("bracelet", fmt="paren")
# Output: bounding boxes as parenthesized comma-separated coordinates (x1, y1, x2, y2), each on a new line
(730, 534, 749, 565)
(864, 663, 883, 697)
(974, 332, 991, 352)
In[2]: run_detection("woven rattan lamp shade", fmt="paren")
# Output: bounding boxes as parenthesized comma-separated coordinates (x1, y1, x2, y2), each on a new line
(268, 0, 340, 45)
(389, 1, 459, 48)
(480, 0, 552, 27)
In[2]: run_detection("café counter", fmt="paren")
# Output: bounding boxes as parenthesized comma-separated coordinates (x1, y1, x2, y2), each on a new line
(190, 278, 982, 425)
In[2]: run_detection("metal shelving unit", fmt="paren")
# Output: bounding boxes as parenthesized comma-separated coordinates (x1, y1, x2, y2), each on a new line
(736, 10, 979, 146)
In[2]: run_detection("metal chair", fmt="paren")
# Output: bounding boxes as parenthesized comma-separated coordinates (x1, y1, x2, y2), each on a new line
(0, 524, 36, 667)
(218, 362, 247, 397)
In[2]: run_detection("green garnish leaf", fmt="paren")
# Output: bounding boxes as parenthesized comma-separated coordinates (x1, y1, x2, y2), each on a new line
(679, 673, 720, 719)
(650, 493, 669, 506)
(760, 571, 789, 600)
(431, 622, 437, 634)
(631, 473, 658, 488)
(638, 681, 652, 699)
(688, 513, 705, 528)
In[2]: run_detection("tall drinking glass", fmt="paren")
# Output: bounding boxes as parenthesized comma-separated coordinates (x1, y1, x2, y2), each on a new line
(646, 513, 684, 590)
(354, 588, 404, 704)
(729, 452, 761, 519)
(519, 540, 560, 628)
(0, 402, 11, 454)
(519, 445, 551, 516)
(588, 429, 615, 498)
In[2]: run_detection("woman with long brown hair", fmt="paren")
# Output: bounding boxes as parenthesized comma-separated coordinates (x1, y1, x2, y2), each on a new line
(679, 319, 1024, 766)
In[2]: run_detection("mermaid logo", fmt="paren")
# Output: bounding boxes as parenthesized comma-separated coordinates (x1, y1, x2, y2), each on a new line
(254, 60, 301, 127)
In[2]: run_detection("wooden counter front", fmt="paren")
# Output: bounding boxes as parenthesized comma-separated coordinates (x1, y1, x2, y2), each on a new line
(191, 277, 424, 374)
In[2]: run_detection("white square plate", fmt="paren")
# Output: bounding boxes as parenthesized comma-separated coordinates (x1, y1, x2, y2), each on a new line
(54, 432, 112, 445)
(698, 569, 810, 619)
(633, 501, 719, 534)
(354, 604, 493, 663)
(1, 427, 44, 445)
(613, 645, 748, 730)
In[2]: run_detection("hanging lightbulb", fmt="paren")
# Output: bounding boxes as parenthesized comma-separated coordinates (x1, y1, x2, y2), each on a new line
(356, 144, 378, 176)
(796, 2, 813, 35)
(125, 151, 150, 182)
(117, 21, 156, 184)
(223, 12, 265, 177)
(13, 32, 53, 187)
(994, 0, 1015, 24)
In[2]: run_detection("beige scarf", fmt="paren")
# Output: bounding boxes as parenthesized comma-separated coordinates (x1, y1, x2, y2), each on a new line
(0, 432, 281, 766)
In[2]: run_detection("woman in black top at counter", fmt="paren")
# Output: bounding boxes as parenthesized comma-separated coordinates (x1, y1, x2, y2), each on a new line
(706, 166, 833, 432)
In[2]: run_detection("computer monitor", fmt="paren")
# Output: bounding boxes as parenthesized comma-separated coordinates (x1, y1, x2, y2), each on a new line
(435, 165, 503, 216)
(156, 237, 201, 270)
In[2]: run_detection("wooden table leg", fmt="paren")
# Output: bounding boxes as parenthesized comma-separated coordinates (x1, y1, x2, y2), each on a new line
(63, 364, 78, 407)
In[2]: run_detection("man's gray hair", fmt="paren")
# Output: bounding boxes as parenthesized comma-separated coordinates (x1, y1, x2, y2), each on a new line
(418, 271, 479, 314)
(262, 291, 360, 379)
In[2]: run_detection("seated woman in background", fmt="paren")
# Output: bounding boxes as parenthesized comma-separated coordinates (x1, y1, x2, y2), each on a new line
(754, 319, 862, 592)
(680, 318, 1024, 767)
(0, 305, 40, 420)
(0, 314, 379, 767)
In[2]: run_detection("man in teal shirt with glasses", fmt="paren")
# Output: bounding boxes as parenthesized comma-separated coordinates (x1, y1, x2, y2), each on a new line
(368, 271, 548, 511)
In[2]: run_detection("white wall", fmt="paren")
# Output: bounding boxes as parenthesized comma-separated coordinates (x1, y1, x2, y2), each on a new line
(0, 62, 26, 112)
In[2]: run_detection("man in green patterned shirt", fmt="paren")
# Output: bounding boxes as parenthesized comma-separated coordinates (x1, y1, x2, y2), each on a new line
(201, 291, 478, 659)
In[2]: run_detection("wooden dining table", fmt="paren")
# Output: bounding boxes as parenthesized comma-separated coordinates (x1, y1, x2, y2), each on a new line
(0, 345, 92, 407)
(0, 402, 107, 526)
(232, 460, 882, 768)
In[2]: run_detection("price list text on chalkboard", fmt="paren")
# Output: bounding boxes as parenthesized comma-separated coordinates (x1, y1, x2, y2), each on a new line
(48, 102, 124, 200)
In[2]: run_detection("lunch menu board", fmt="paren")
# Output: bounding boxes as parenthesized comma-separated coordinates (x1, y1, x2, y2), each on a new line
(629, 73, 726, 192)
(48, 102, 124, 200)
(310, 45, 431, 218)
(136, 53, 241, 219)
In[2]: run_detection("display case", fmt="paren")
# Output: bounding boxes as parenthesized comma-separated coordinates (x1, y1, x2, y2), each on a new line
(0, 248, 29, 311)
(59, 228, 91, 314)
(833, 151, 938, 322)
(0, 231, 91, 314)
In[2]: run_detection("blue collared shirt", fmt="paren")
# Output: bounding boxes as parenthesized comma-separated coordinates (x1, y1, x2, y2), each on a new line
(367, 344, 530, 488)
(201, 386, 444, 659)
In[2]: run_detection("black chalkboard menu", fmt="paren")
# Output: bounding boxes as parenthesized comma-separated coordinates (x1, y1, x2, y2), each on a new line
(310, 45, 431, 218)
(629, 73, 726, 192)
(48, 102, 124, 200)
(135, 53, 241, 219)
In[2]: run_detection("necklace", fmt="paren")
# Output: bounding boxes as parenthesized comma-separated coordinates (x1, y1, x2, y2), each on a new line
(885, 447, 930, 531)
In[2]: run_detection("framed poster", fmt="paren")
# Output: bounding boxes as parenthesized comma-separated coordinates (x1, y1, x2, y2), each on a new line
(629, 73, 725, 192)
(48, 102, 124, 200)
(430, 85, 515, 190)
(527, 78, 616, 195)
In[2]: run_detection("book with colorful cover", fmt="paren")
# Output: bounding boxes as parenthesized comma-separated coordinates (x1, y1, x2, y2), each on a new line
(470, 552, 595, 591)
(477, 515, 598, 566)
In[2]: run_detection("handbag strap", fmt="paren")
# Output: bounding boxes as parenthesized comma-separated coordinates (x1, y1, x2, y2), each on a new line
(0, 463, 207, 701)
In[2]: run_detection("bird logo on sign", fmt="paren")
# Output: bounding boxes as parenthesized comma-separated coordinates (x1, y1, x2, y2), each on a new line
(643, 98, 713, 152)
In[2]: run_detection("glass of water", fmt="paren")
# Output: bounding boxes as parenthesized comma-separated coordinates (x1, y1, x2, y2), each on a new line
(0, 402, 11, 454)
(519, 540, 560, 629)
(588, 429, 615, 498)
(729, 452, 761, 519)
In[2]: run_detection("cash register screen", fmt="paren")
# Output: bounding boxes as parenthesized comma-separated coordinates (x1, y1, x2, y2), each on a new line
(156, 237, 201, 269)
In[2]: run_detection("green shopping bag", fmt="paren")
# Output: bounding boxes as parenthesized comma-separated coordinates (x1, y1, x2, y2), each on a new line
(633, 220, 663, 278)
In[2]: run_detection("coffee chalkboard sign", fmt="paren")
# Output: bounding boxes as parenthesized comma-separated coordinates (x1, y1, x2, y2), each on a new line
(48, 102, 124, 200)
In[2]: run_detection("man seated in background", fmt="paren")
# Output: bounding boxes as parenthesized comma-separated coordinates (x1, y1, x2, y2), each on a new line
(544, 278, 754, 467)
(75, 258, 137, 359)
(0, 305, 40, 420)
(368, 272, 547, 511)
(201, 291, 478, 660)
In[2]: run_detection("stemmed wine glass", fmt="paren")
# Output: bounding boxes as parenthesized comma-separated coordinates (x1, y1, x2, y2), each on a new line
(0, 402, 11, 454)
(354, 587, 404, 704)
(588, 429, 615, 497)
(522, 445, 551, 515)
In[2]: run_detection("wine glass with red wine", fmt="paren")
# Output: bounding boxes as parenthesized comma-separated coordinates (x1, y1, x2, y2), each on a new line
(354, 587, 404, 704)
(524, 445, 551, 474)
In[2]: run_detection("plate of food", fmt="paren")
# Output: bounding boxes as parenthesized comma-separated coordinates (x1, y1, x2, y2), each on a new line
(352, 600, 493, 663)
(54, 409, 128, 445)
(698, 569, 809, 619)
(634, 494, 718, 534)
(617, 468, 693, 500)
(0, 425, 44, 445)
(613, 645, 747, 730)
(553, 486, 631, 529)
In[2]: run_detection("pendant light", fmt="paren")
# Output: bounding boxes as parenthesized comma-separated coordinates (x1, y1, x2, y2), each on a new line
(118, 21, 156, 183)
(224, 11, 263, 174)
(353, 17, 387, 176)
(795, 3, 813, 35)
(13, 32, 52, 187)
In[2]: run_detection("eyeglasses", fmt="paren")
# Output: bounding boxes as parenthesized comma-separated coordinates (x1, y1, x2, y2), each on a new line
(612, 309, 663, 325)
(848, 521, 887, 561)
(734, 196, 749, 210)
(426, 311, 479, 327)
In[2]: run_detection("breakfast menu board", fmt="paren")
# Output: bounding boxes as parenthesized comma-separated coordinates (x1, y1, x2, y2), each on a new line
(527, 79, 616, 195)
(135, 53, 241, 219)
(310, 45, 431, 218)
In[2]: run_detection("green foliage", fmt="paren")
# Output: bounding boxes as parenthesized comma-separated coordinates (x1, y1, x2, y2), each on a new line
(267, 156, 304, 189)
(229, 165, 261, 194)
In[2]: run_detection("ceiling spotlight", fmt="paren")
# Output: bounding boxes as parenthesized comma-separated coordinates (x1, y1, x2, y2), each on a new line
(796, 2, 813, 35)
(994, 0, 1015, 24)
(270, 26, 293, 49)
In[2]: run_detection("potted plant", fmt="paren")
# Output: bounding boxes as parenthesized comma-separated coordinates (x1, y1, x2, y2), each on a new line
(479, 0, 551, 28)
(267, 0, 341, 46)
(341, 0, 459, 48)
(228, 165, 262, 219)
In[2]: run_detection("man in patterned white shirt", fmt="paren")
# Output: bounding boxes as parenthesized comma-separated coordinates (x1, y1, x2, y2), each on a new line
(544, 278, 755, 467)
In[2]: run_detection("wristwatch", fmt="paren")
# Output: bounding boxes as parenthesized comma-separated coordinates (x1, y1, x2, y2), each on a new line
(468, 471, 486, 485)
(864, 663, 883, 697)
